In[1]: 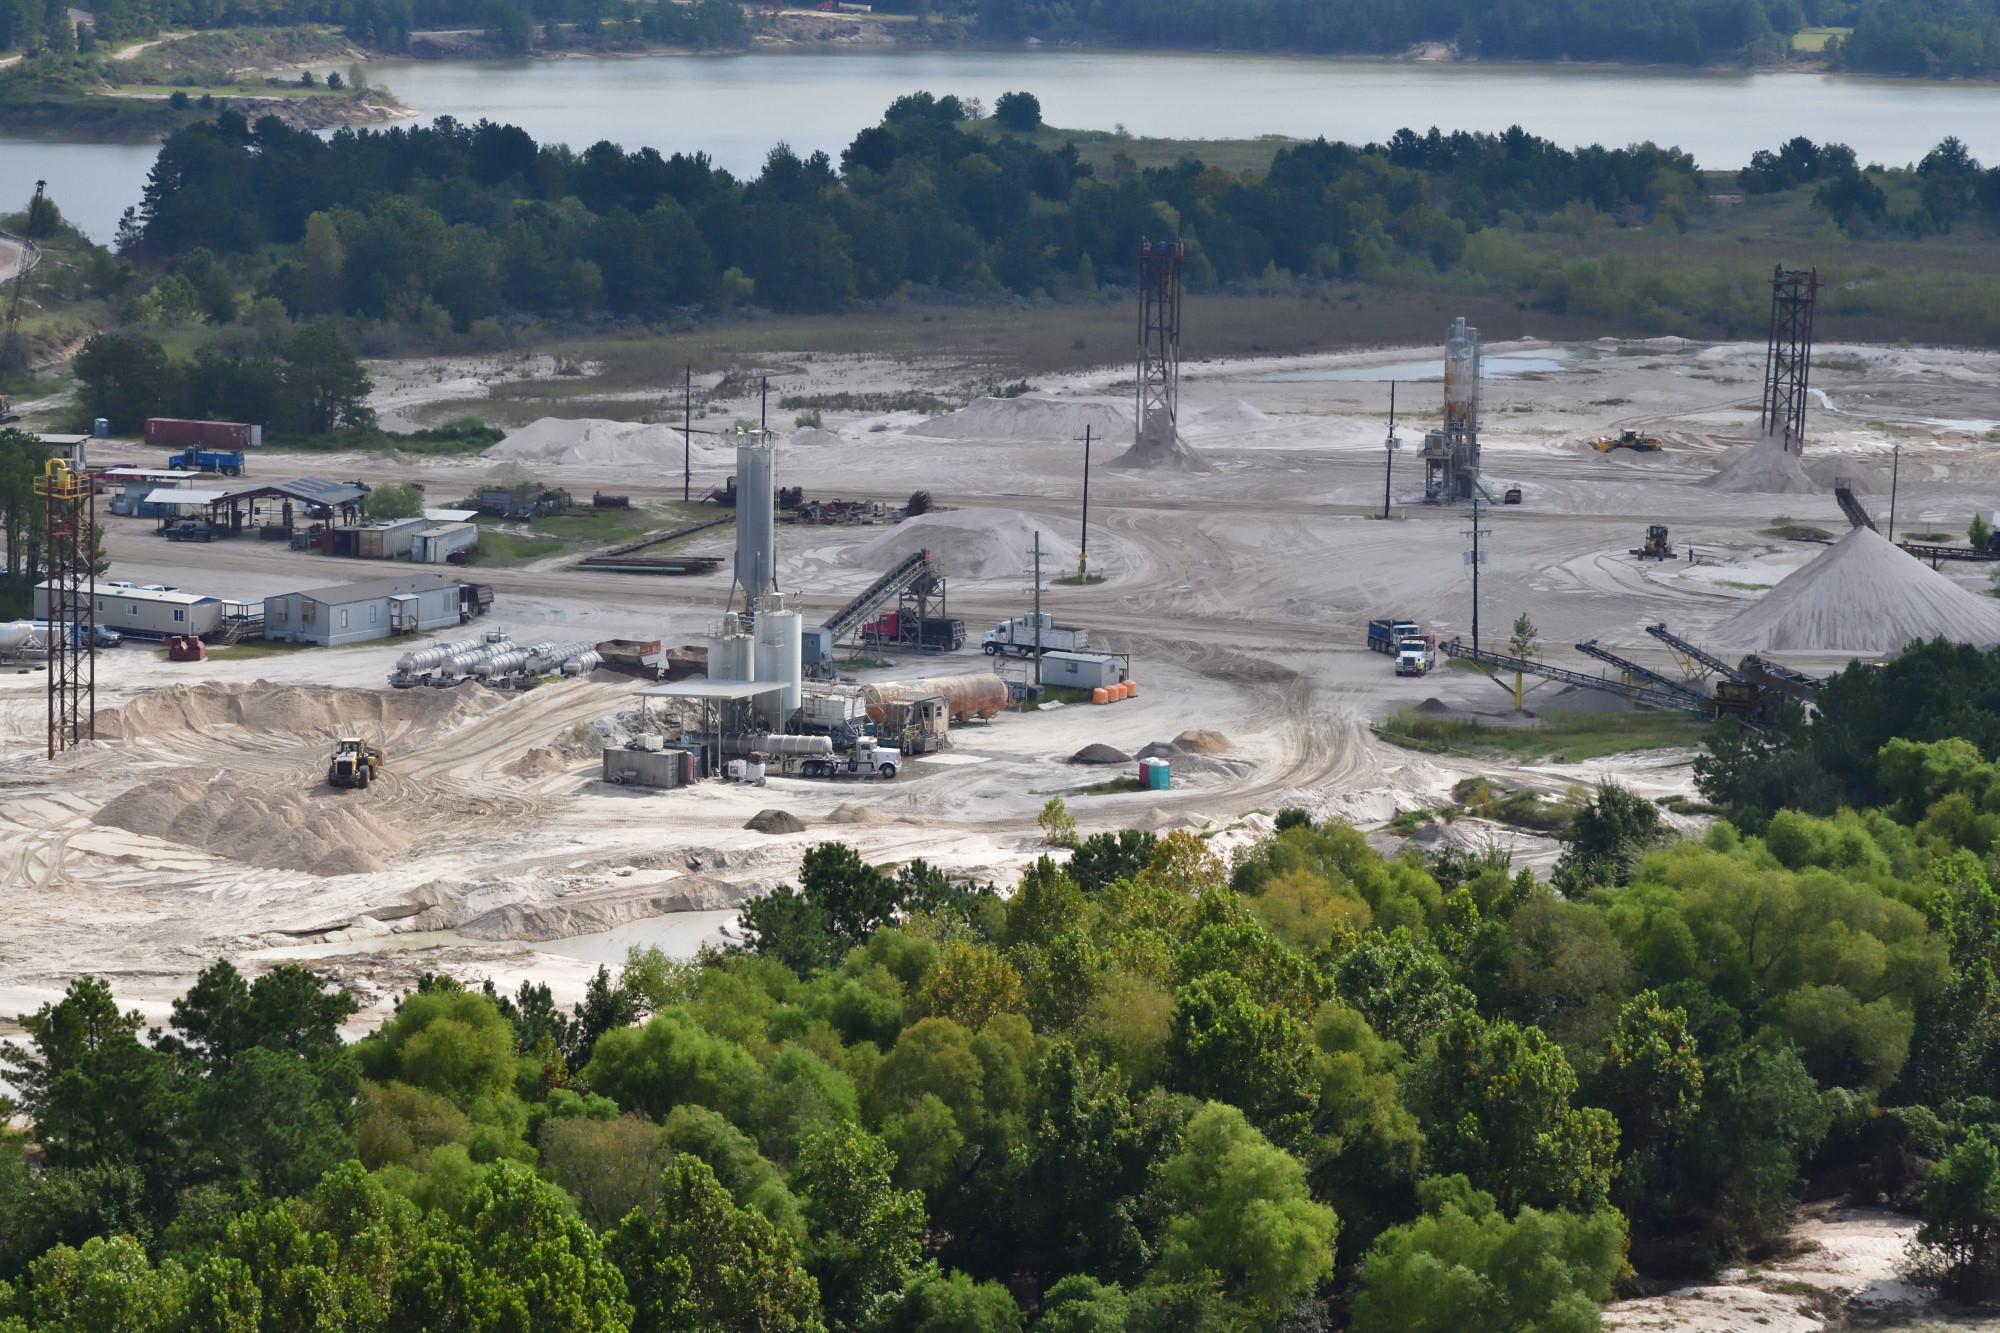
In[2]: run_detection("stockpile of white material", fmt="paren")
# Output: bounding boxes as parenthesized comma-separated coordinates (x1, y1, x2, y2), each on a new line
(486, 417, 728, 468)
(916, 396, 1130, 441)
(1714, 527, 2000, 653)
(788, 427, 847, 448)
(1698, 435, 1819, 494)
(849, 506, 1078, 578)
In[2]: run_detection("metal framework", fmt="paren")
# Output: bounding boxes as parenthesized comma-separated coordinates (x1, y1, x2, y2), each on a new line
(1135, 239, 1184, 449)
(1760, 265, 1820, 454)
(35, 458, 95, 758)
(1422, 317, 1481, 502)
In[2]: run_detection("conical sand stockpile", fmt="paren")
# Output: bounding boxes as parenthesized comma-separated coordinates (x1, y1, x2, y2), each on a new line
(1110, 412, 1209, 470)
(1698, 434, 1818, 494)
(1714, 527, 2000, 654)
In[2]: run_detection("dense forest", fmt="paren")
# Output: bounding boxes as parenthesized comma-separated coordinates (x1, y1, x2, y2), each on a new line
(104, 100, 2000, 350)
(2, 637, 1999, 1329)
(5, 0, 2000, 73)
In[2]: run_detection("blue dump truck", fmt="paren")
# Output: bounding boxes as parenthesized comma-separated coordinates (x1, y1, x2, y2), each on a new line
(165, 447, 246, 476)
(1367, 618, 1421, 655)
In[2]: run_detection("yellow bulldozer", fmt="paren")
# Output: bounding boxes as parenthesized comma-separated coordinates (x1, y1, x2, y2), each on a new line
(1592, 429, 1662, 453)
(327, 737, 384, 789)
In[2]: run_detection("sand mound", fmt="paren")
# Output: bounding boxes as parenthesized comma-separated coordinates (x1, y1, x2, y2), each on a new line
(1186, 399, 1273, 432)
(916, 396, 1129, 442)
(849, 507, 1078, 579)
(485, 417, 728, 469)
(97, 681, 493, 742)
(746, 808, 806, 834)
(94, 771, 398, 876)
(1414, 698, 1454, 715)
(1069, 743, 1131, 765)
(1714, 526, 2000, 653)
(1111, 415, 1208, 471)
(787, 427, 847, 448)
(505, 746, 569, 778)
(1699, 435, 1819, 495)
(1541, 687, 1643, 715)
(1170, 728, 1235, 755)
(826, 802, 897, 824)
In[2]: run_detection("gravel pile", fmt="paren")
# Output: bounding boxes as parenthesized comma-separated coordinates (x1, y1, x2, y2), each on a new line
(849, 507, 1078, 579)
(1714, 526, 2000, 653)
(1698, 435, 1819, 495)
(745, 808, 807, 834)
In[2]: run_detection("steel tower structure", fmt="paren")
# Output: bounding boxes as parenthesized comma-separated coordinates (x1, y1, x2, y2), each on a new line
(1135, 240, 1184, 449)
(1761, 265, 1821, 454)
(35, 457, 95, 757)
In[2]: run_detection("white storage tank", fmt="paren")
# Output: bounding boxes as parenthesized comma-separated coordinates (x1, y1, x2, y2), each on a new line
(754, 592, 803, 724)
(734, 435, 777, 611)
(708, 612, 755, 681)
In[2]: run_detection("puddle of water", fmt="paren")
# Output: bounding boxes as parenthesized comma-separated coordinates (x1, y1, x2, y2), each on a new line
(531, 909, 740, 965)
(1254, 353, 1572, 384)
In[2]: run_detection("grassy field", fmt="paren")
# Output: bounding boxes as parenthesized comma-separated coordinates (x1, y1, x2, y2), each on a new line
(1376, 708, 1710, 763)
(967, 118, 1301, 175)
(1789, 26, 1851, 53)
(461, 499, 720, 567)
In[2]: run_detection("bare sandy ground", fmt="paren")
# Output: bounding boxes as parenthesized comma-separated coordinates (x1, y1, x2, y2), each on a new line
(8, 334, 1999, 1027)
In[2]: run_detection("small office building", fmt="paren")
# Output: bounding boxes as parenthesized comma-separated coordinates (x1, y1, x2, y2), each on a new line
(263, 573, 462, 647)
(35, 582, 226, 639)
(1039, 650, 1130, 691)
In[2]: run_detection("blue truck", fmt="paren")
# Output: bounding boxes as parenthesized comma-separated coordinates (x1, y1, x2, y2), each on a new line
(165, 448, 246, 476)
(1367, 618, 1421, 655)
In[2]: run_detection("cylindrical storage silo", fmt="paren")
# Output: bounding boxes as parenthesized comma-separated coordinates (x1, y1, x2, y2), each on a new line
(708, 611, 755, 682)
(734, 436, 776, 611)
(1444, 317, 1479, 435)
(753, 592, 803, 725)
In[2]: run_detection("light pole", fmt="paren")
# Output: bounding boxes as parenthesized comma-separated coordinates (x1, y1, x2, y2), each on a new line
(1077, 424, 1093, 579)
(1383, 381, 1399, 520)
(1888, 443, 1901, 542)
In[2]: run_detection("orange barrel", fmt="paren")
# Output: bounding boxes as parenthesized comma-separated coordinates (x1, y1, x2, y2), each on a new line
(1125, 679, 1139, 697)
(1092, 687, 1109, 704)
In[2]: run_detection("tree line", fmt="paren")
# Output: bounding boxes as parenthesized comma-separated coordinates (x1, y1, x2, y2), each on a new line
(125, 99, 1701, 331)
(3, 642, 2000, 1326)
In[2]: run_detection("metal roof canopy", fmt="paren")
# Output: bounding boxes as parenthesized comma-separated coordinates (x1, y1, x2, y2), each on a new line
(224, 477, 366, 507)
(143, 488, 232, 505)
(102, 468, 195, 480)
(423, 508, 478, 522)
(636, 679, 785, 701)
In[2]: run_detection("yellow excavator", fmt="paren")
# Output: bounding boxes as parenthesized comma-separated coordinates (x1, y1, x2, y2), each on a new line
(1592, 429, 1662, 453)
(327, 737, 384, 789)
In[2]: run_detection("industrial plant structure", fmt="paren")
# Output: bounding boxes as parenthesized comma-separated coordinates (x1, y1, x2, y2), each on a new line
(1421, 317, 1482, 503)
(1762, 265, 1821, 454)
(733, 430, 778, 615)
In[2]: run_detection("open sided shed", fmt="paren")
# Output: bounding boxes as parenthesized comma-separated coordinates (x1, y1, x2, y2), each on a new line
(209, 478, 366, 535)
(635, 679, 788, 774)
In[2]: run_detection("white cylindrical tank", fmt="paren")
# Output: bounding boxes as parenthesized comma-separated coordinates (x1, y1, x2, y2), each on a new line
(708, 612, 755, 682)
(721, 733, 832, 756)
(0, 621, 43, 652)
(475, 649, 530, 677)
(753, 592, 803, 724)
(734, 435, 776, 611)
(561, 651, 602, 676)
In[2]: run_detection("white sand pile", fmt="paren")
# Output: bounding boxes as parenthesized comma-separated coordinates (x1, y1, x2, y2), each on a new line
(97, 681, 494, 742)
(1185, 400, 1273, 432)
(485, 417, 728, 468)
(916, 396, 1130, 441)
(1111, 415, 1208, 470)
(504, 746, 569, 778)
(848, 507, 1079, 579)
(94, 771, 400, 876)
(1698, 435, 1819, 494)
(1714, 527, 2000, 653)
(787, 427, 847, 448)
(826, 802, 898, 824)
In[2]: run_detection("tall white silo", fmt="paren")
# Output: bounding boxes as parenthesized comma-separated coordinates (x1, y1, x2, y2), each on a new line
(734, 433, 777, 612)
(753, 592, 803, 726)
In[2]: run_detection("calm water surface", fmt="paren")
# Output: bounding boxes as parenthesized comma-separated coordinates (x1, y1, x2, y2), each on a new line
(7, 48, 1998, 241)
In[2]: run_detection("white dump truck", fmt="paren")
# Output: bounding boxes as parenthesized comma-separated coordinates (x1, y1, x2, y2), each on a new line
(1396, 634, 1438, 676)
(983, 613, 1088, 657)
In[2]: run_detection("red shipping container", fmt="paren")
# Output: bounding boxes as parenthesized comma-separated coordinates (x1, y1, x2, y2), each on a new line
(145, 418, 262, 449)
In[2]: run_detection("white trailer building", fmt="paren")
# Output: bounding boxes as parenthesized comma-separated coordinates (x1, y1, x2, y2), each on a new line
(35, 582, 226, 638)
(263, 573, 463, 646)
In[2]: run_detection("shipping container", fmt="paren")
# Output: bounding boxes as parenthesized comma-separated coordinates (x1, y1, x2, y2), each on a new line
(602, 747, 685, 789)
(146, 419, 262, 450)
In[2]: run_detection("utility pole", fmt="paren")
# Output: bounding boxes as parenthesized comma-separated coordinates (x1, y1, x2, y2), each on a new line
(682, 364, 692, 504)
(1463, 488, 1490, 654)
(759, 376, 768, 436)
(1077, 424, 1092, 579)
(1032, 531, 1044, 687)
(1888, 444, 1901, 542)
(1383, 381, 1399, 520)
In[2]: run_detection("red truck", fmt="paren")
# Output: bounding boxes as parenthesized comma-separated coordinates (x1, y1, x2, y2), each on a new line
(145, 418, 264, 449)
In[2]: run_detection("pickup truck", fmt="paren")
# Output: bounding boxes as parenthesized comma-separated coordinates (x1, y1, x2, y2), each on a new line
(1367, 618, 1421, 654)
(163, 519, 219, 542)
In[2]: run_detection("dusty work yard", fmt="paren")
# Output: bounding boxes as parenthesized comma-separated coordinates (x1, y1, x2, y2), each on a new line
(4, 333, 1999, 1040)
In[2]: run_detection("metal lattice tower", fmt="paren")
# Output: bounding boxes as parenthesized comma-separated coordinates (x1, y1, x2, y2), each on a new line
(35, 458, 95, 758)
(1760, 265, 1820, 454)
(1135, 239, 1184, 449)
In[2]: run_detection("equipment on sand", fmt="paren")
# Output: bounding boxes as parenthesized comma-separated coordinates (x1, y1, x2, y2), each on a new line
(328, 737, 384, 789)
(1593, 429, 1662, 453)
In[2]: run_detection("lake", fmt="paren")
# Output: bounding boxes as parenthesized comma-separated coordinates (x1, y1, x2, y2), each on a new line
(7, 47, 1999, 242)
